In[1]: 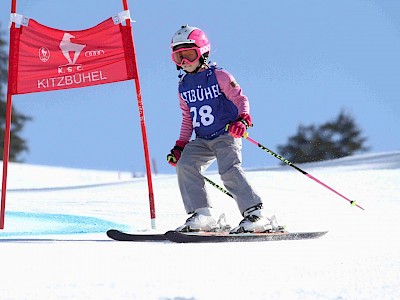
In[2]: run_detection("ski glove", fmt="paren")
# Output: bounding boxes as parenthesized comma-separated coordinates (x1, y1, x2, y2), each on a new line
(227, 113, 253, 138)
(167, 140, 188, 167)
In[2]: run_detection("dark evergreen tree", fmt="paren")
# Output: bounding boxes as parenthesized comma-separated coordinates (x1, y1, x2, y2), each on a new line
(0, 24, 31, 162)
(277, 110, 368, 163)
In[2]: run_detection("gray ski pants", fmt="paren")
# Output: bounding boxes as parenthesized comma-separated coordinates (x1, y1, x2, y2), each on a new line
(176, 134, 262, 215)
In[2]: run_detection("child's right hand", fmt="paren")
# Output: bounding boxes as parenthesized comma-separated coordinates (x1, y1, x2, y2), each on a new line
(166, 140, 188, 166)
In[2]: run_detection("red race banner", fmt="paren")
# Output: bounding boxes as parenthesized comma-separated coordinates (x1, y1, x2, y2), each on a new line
(9, 16, 136, 95)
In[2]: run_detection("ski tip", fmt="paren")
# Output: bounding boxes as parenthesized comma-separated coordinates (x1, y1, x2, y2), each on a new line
(106, 229, 125, 240)
(106, 229, 169, 241)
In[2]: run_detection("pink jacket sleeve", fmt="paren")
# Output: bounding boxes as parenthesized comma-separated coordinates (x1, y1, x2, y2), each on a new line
(214, 68, 250, 115)
(177, 93, 193, 142)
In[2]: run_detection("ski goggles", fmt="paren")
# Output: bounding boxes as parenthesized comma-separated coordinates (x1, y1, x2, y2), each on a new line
(171, 47, 202, 66)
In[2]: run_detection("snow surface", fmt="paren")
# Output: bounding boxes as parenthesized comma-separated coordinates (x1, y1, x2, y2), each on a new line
(0, 152, 399, 300)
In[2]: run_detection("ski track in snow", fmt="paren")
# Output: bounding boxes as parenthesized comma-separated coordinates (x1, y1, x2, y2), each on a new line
(0, 152, 399, 300)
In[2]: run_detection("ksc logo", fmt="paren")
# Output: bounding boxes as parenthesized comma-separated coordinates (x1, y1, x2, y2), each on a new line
(59, 33, 86, 65)
(38, 47, 50, 62)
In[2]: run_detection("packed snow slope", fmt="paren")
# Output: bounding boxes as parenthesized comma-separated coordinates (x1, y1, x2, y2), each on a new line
(0, 151, 399, 300)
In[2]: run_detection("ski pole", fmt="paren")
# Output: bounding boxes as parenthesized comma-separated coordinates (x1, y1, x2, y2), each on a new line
(243, 133, 364, 210)
(203, 176, 233, 199)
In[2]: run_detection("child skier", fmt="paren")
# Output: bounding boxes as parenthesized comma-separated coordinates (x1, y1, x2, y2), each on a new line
(167, 25, 278, 233)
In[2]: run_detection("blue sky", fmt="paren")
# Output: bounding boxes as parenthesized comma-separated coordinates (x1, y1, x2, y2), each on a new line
(1, 0, 400, 174)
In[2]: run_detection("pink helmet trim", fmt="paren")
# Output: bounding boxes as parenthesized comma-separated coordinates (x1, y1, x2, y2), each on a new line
(171, 25, 210, 55)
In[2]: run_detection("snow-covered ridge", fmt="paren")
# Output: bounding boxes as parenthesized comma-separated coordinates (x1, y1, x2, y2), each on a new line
(299, 151, 400, 170)
(251, 150, 400, 172)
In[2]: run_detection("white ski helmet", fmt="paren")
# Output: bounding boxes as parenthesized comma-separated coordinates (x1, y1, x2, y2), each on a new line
(170, 25, 210, 55)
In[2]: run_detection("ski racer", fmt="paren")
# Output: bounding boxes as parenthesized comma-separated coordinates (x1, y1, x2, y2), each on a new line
(167, 25, 279, 233)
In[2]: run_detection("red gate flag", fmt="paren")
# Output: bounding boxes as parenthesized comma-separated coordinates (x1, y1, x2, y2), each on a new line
(2, 3, 156, 230)
(9, 13, 137, 95)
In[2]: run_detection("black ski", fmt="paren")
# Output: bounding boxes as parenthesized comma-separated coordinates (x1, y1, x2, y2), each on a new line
(165, 230, 328, 243)
(106, 229, 169, 241)
(107, 229, 328, 243)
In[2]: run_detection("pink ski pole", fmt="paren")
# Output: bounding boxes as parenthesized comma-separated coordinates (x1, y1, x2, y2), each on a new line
(244, 134, 364, 210)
